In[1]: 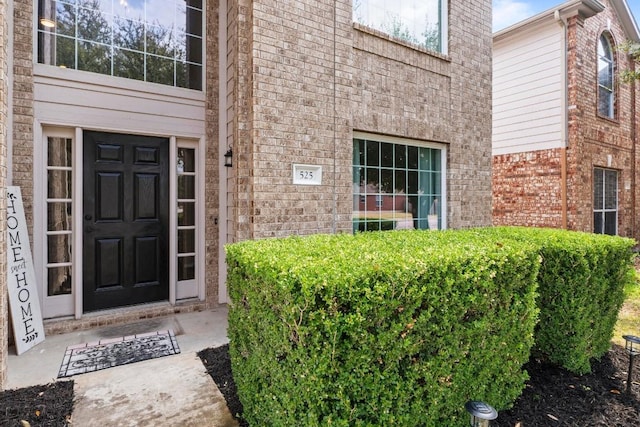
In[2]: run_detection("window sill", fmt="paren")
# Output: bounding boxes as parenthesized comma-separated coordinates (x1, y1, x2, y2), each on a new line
(352, 23, 451, 75)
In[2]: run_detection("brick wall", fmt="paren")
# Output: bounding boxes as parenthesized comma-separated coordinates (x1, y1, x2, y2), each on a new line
(205, 0, 220, 306)
(12, 0, 33, 230)
(492, 0, 639, 239)
(230, 0, 493, 238)
(0, 0, 8, 389)
(493, 149, 565, 228)
(565, 2, 638, 238)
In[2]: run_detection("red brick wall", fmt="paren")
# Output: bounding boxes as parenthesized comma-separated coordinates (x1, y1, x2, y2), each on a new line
(493, 0, 640, 240)
(493, 149, 564, 228)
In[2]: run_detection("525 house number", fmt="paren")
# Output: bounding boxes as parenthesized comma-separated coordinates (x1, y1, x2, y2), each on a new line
(299, 170, 314, 180)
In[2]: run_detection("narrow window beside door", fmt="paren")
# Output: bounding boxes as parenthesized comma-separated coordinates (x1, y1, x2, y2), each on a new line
(47, 136, 73, 296)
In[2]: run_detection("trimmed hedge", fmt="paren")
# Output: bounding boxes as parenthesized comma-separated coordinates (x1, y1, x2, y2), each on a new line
(475, 227, 636, 374)
(227, 230, 540, 426)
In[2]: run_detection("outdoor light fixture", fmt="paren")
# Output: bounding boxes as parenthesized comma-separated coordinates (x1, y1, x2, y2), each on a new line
(465, 401, 498, 427)
(39, 18, 56, 28)
(623, 334, 640, 394)
(224, 148, 233, 167)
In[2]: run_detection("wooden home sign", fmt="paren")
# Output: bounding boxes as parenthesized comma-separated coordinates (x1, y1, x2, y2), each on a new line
(7, 186, 45, 355)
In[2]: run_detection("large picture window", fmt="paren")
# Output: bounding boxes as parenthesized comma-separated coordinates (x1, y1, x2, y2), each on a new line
(37, 0, 203, 90)
(593, 167, 618, 235)
(353, 0, 447, 53)
(597, 33, 615, 119)
(353, 135, 445, 232)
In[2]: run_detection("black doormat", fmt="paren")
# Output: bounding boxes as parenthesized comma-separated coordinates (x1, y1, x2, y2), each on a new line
(58, 330, 180, 378)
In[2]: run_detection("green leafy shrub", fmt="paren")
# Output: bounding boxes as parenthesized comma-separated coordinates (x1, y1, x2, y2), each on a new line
(475, 227, 636, 374)
(226, 230, 540, 426)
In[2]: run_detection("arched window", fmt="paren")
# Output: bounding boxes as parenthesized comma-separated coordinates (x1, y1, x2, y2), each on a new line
(597, 33, 615, 119)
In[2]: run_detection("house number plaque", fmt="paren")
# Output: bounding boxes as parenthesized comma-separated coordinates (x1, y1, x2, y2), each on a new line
(293, 164, 322, 185)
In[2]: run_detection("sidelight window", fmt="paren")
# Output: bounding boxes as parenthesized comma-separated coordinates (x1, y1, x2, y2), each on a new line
(46, 136, 74, 297)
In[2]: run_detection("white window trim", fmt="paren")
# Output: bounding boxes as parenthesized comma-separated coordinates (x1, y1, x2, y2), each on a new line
(175, 138, 206, 301)
(36, 126, 206, 319)
(353, 131, 448, 231)
(34, 125, 76, 319)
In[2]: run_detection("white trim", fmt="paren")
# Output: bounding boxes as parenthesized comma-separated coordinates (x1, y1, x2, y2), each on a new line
(175, 139, 204, 301)
(35, 126, 77, 319)
(197, 138, 206, 301)
(74, 127, 83, 319)
(169, 137, 177, 305)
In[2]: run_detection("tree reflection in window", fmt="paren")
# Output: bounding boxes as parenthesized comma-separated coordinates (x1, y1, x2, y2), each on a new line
(47, 137, 73, 296)
(37, 0, 203, 90)
(353, 138, 443, 232)
(353, 0, 444, 53)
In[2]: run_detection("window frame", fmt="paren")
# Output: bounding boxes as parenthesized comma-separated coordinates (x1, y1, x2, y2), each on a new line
(35, 0, 205, 91)
(597, 32, 616, 120)
(593, 167, 618, 236)
(353, 0, 448, 55)
(352, 132, 447, 233)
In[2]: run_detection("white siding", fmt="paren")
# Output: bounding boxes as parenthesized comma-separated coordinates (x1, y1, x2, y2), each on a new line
(493, 20, 564, 156)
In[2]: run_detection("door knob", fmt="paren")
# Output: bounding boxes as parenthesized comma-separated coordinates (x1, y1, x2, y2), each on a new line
(85, 214, 92, 220)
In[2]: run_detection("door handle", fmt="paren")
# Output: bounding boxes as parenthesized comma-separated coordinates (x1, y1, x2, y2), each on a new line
(85, 214, 92, 220)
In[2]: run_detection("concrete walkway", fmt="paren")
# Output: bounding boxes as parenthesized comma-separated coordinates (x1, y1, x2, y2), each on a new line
(6, 307, 238, 426)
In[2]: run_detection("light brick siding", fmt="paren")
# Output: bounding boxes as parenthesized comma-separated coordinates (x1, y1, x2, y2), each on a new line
(493, 1, 639, 239)
(12, 0, 33, 232)
(227, 0, 493, 239)
(0, 0, 9, 389)
(205, 0, 221, 308)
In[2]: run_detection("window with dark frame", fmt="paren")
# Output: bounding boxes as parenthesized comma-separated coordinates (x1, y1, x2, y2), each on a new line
(593, 167, 618, 236)
(353, 137, 443, 233)
(597, 33, 615, 119)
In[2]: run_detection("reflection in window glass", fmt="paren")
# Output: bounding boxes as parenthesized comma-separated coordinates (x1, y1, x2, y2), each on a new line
(46, 137, 73, 296)
(178, 256, 195, 281)
(353, 0, 445, 53)
(353, 137, 444, 232)
(593, 167, 618, 235)
(37, 0, 203, 90)
(177, 145, 197, 287)
(597, 34, 615, 118)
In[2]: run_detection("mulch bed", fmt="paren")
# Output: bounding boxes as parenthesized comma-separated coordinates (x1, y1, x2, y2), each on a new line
(0, 381, 73, 426)
(1, 343, 639, 426)
(199, 343, 640, 427)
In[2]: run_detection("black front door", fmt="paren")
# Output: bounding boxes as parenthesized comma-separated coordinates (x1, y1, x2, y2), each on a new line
(83, 131, 169, 312)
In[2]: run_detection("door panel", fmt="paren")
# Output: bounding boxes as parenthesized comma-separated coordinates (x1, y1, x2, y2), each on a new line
(83, 131, 169, 312)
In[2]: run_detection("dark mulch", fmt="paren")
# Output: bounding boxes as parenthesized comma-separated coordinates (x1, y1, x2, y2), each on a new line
(0, 380, 73, 427)
(199, 343, 640, 427)
(2, 343, 638, 426)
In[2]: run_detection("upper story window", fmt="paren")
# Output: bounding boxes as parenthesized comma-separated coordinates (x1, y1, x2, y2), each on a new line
(597, 33, 615, 119)
(37, 0, 203, 90)
(353, 0, 447, 54)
